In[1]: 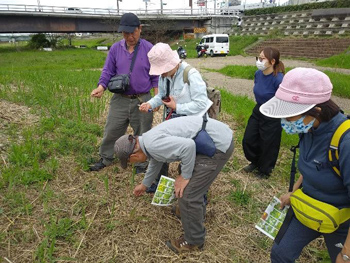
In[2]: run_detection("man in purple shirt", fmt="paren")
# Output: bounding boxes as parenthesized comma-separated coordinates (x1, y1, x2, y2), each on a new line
(90, 13, 159, 172)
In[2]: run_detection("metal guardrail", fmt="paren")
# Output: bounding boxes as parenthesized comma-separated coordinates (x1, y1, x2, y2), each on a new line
(0, 4, 241, 17)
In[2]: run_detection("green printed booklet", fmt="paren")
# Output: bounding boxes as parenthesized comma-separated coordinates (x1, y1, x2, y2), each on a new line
(255, 196, 289, 240)
(151, 175, 176, 206)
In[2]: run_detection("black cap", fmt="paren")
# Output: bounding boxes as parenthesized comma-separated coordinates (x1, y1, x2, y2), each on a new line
(118, 13, 141, 33)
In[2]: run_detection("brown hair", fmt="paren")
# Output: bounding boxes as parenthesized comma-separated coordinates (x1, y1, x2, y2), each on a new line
(304, 99, 340, 122)
(261, 47, 285, 76)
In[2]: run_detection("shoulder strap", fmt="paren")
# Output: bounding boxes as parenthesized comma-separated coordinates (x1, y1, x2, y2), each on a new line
(288, 134, 303, 192)
(165, 78, 170, 98)
(183, 65, 194, 85)
(329, 119, 350, 177)
(202, 113, 208, 130)
(129, 41, 140, 75)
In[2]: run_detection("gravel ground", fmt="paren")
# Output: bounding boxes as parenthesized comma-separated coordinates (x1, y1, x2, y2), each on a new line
(185, 56, 350, 113)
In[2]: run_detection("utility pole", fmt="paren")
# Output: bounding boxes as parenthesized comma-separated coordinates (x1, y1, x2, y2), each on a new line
(116, 0, 119, 14)
(161, 0, 163, 14)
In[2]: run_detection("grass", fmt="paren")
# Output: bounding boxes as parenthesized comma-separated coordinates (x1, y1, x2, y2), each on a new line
(316, 48, 350, 69)
(0, 40, 337, 262)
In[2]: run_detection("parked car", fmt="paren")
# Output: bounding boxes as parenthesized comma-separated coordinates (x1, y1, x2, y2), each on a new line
(66, 7, 82, 13)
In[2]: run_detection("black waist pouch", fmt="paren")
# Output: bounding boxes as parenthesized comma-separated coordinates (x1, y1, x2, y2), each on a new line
(107, 74, 130, 93)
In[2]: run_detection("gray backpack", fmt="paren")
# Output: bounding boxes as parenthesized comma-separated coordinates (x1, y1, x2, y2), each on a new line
(183, 65, 221, 119)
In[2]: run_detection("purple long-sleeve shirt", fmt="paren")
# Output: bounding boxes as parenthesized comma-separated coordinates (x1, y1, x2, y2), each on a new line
(98, 38, 159, 95)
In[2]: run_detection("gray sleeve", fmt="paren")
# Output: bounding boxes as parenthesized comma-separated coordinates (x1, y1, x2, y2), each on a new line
(142, 159, 164, 188)
(144, 135, 197, 180)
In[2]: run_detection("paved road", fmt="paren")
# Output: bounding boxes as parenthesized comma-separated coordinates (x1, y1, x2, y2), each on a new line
(186, 56, 350, 113)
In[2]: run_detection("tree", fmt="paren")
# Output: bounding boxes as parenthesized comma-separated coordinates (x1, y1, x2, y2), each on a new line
(28, 33, 50, 49)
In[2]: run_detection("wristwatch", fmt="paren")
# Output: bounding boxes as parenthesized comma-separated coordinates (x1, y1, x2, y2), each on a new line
(341, 251, 350, 261)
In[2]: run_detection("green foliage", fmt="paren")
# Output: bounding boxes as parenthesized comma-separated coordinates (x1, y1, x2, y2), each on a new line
(266, 28, 284, 39)
(229, 36, 259, 56)
(316, 49, 350, 69)
(244, 0, 350, 15)
(4, 191, 33, 216)
(0, 48, 107, 71)
(34, 216, 86, 262)
(28, 33, 51, 49)
(228, 180, 251, 206)
(323, 70, 350, 99)
(220, 89, 255, 129)
(218, 65, 257, 80)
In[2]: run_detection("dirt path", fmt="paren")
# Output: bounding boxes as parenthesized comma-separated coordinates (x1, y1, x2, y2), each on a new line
(186, 56, 350, 113)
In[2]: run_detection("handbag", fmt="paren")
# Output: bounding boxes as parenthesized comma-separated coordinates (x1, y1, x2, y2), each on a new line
(193, 114, 216, 157)
(107, 42, 140, 93)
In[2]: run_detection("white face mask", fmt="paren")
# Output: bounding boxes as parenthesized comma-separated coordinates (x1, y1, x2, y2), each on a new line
(256, 60, 268, 71)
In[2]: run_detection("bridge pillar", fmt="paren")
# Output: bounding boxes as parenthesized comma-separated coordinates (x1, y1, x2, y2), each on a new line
(204, 17, 234, 34)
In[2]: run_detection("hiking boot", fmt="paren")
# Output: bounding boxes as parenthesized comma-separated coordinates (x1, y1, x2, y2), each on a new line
(171, 204, 181, 219)
(166, 236, 204, 254)
(243, 163, 257, 173)
(89, 158, 106, 171)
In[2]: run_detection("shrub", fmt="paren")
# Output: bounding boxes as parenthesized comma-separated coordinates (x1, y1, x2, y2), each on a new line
(28, 33, 50, 49)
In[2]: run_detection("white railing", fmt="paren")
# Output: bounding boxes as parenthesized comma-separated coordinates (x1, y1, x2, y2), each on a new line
(0, 4, 242, 17)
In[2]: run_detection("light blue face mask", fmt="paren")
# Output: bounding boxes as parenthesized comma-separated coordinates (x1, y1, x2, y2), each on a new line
(281, 116, 316, 134)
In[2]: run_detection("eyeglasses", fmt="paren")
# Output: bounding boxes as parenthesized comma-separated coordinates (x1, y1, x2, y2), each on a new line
(256, 56, 266, 62)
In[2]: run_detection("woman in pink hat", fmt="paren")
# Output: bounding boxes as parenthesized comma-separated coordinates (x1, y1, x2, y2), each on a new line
(260, 67, 350, 263)
(242, 47, 285, 178)
(139, 42, 212, 193)
(139, 42, 211, 119)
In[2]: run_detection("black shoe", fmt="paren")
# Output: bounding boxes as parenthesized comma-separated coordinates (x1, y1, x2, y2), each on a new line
(243, 163, 257, 173)
(146, 183, 158, 193)
(89, 158, 106, 171)
(256, 171, 270, 179)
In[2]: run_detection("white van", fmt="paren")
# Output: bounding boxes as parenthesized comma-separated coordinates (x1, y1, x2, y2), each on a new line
(198, 34, 230, 57)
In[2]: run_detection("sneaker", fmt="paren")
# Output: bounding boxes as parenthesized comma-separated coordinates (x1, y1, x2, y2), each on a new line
(166, 236, 204, 254)
(171, 204, 181, 219)
(145, 183, 158, 193)
(89, 158, 106, 171)
(243, 163, 257, 173)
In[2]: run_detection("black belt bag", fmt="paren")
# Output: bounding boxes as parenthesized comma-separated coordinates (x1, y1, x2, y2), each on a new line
(108, 74, 130, 93)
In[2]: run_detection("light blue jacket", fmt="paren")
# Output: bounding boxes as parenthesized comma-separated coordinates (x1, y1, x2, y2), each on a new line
(147, 61, 212, 116)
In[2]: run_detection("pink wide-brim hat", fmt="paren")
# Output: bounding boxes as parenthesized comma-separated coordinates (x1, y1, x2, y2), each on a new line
(148, 43, 181, 75)
(260, 67, 333, 118)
